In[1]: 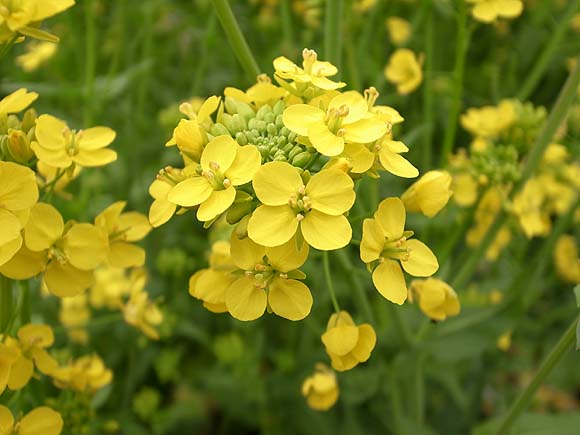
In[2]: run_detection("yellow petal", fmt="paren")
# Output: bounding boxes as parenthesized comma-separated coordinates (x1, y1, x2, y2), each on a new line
(30, 348, 58, 375)
(34, 114, 66, 149)
(148, 199, 176, 228)
(308, 121, 344, 156)
(225, 276, 267, 321)
(30, 142, 72, 168)
(500, 0, 523, 18)
(282, 104, 325, 136)
(247, 205, 298, 247)
(0, 235, 22, 267)
(118, 212, 151, 241)
(0, 161, 39, 210)
(328, 91, 368, 123)
(18, 324, 54, 347)
(402, 239, 439, 277)
(360, 218, 384, 263)
(0, 405, 14, 432)
(108, 242, 145, 268)
(342, 117, 388, 144)
(350, 324, 377, 362)
(19, 407, 63, 435)
(0, 88, 37, 114)
(44, 262, 94, 297)
(322, 325, 359, 356)
(168, 177, 212, 207)
(24, 203, 63, 251)
(196, 187, 236, 222)
(342, 143, 374, 174)
(0, 209, 21, 246)
(374, 197, 405, 239)
(306, 169, 355, 215)
(225, 145, 261, 186)
(379, 147, 419, 178)
(266, 236, 309, 272)
(268, 278, 312, 320)
(32, 0, 75, 21)
(0, 244, 45, 279)
(191, 270, 232, 304)
(230, 234, 265, 270)
(78, 127, 116, 150)
(301, 211, 351, 251)
(73, 148, 117, 167)
(201, 135, 238, 173)
(63, 224, 107, 270)
(7, 355, 33, 390)
(252, 161, 302, 206)
(372, 260, 407, 304)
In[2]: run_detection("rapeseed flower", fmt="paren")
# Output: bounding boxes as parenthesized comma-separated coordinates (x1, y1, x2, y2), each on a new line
(59, 294, 89, 344)
(122, 269, 163, 340)
(301, 363, 339, 411)
(0, 405, 63, 435)
(460, 101, 515, 139)
(386, 17, 411, 46)
(360, 197, 438, 304)
(248, 162, 355, 250)
(16, 40, 57, 72)
(401, 170, 453, 217)
(409, 278, 460, 321)
(553, 235, 580, 284)
(0, 88, 38, 114)
(466, 0, 523, 23)
(274, 48, 345, 91)
(148, 178, 177, 228)
(225, 74, 287, 109)
(321, 311, 376, 371)
(384, 49, 423, 95)
(52, 354, 112, 394)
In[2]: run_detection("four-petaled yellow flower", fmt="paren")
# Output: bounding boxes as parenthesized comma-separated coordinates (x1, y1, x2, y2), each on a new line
(167, 135, 261, 222)
(401, 170, 453, 218)
(466, 0, 523, 24)
(321, 311, 376, 372)
(52, 354, 112, 394)
(301, 363, 339, 411)
(283, 91, 388, 156)
(409, 278, 460, 321)
(248, 162, 355, 250)
(361, 197, 438, 304)
(384, 48, 423, 95)
(0, 405, 63, 435)
(274, 48, 345, 91)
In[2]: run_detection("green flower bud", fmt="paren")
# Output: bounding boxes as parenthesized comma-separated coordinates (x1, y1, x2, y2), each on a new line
(256, 120, 267, 133)
(235, 132, 248, 145)
(210, 122, 231, 137)
(230, 114, 247, 133)
(292, 151, 312, 167)
(256, 104, 272, 120)
(264, 112, 275, 124)
(266, 123, 278, 136)
(21, 108, 37, 132)
(273, 154, 287, 162)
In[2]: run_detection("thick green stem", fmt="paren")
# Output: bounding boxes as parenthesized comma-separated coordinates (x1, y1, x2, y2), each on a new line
(322, 251, 340, 313)
(496, 317, 579, 435)
(451, 53, 580, 291)
(0, 276, 13, 333)
(324, 0, 344, 71)
(517, 0, 580, 101)
(83, 0, 97, 125)
(422, 0, 434, 170)
(441, 0, 469, 165)
(211, 0, 261, 81)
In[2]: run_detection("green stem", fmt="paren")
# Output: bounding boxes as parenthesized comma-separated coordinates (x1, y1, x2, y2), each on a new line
(451, 53, 580, 291)
(517, 0, 580, 101)
(422, 0, 434, 170)
(280, 0, 294, 51)
(192, 14, 218, 96)
(322, 252, 340, 313)
(324, 0, 344, 71)
(0, 276, 13, 333)
(211, 0, 260, 81)
(496, 316, 579, 435)
(83, 0, 97, 125)
(335, 250, 376, 324)
(387, 304, 413, 345)
(412, 352, 427, 423)
(441, 0, 469, 165)
(19, 280, 30, 325)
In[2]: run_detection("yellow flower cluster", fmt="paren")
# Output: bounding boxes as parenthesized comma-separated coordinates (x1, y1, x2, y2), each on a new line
(0, 405, 63, 435)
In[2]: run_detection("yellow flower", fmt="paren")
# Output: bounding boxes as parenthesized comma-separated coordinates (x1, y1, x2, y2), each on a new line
(283, 91, 388, 156)
(122, 269, 163, 340)
(0, 161, 38, 267)
(95, 201, 151, 268)
(167, 135, 261, 222)
(553, 235, 580, 284)
(52, 354, 112, 394)
(0, 405, 63, 435)
(89, 266, 132, 309)
(375, 138, 419, 178)
(497, 330, 512, 352)
(460, 101, 515, 139)
(3, 203, 108, 296)
(360, 197, 438, 305)
(466, 0, 523, 23)
(225, 74, 287, 110)
(248, 162, 355, 250)
(511, 178, 550, 238)
(274, 48, 345, 91)
(321, 311, 376, 371)
(225, 235, 312, 321)
(0, 324, 58, 394)
(16, 40, 57, 72)
(409, 278, 460, 321)
(384, 49, 422, 95)
(0, 88, 38, 115)
(189, 240, 236, 313)
(32, 114, 117, 169)
(386, 17, 411, 46)
(301, 363, 339, 411)
(148, 178, 177, 228)
(59, 294, 89, 345)
(401, 170, 453, 218)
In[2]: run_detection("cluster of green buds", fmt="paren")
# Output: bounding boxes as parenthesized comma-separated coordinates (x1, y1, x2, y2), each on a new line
(0, 107, 37, 164)
(471, 144, 520, 186)
(209, 97, 314, 168)
(500, 101, 546, 153)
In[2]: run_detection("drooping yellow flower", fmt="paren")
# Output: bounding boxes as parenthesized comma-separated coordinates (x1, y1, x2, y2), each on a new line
(0, 88, 38, 115)
(32, 114, 117, 169)
(0, 161, 38, 266)
(0, 405, 63, 435)
(553, 235, 580, 284)
(283, 91, 388, 156)
(16, 40, 57, 72)
(148, 178, 177, 228)
(384, 49, 423, 95)
(401, 170, 453, 218)
(360, 197, 438, 305)
(225, 234, 312, 321)
(409, 278, 460, 321)
(95, 201, 151, 268)
(167, 135, 261, 222)
(301, 363, 339, 411)
(274, 48, 345, 91)
(466, 0, 523, 23)
(248, 162, 355, 250)
(460, 101, 515, 139)
(321, 311, 376, 372)
(386, 17, 411, 46)
(122, 269, 163, 340)
(52, 354, 112, 394)
(374, 138, 419, 178)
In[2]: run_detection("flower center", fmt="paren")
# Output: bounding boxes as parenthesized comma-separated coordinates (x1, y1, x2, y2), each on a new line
(381, 236, 411, 262)
(302, 48, 317, 75)
(200, 161, 230, 190)
(64, 128, 79, 157)
(325, 105, 349, 134)
(288, 185, 312, 221)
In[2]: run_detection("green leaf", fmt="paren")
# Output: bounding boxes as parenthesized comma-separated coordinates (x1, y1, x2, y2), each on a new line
(473, 412, 580, 435)
(574, 284, 580, 308)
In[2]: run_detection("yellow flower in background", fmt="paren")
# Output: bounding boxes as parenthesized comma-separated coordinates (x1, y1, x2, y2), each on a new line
(16, 40, 57, 72)
(0, 0, 75, 43)
(409, 278, 460, 321)
(0, 161, 38, 267)
(401, 170, 453, 218)
(248, 162, 355, 250)
(283, 91, 388, 156)
(360, 197, 438, 305)
(511, 178, 550, 238)
(301, 363, 339, 411)
(0, 405, 63, 435)
(148, 178, 177, 228)
(167, 135, 261, 222)
(89, 266, 132, 309)
(32, 114, 117, 169)
(59, 294, 89, 345)
(122, 269, 163, 340)
(386, 17, 411, 46)
(497, 330, 512, 352)
(322, 311, 376, 372)
(189, 240, 236, 313)
(52, 354, 112, 394)
(0, 88, 38, 114)
(572, 13, 580, 32)
(460, 100, 515, 139)
(95, 201, 151, 268)
(553, 235, 580, 284)
(225, 235, 312, 321)
(466, 0, 523, 23)
(274, 48, 345, 91)
(384, 49, 423, 95)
